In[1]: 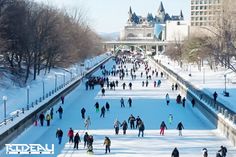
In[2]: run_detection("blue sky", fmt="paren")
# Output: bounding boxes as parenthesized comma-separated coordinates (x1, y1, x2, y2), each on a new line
(34, 0, 190, 33)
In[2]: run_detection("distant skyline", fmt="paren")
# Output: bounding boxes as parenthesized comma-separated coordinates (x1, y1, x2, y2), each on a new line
(34, 0, 190, 33)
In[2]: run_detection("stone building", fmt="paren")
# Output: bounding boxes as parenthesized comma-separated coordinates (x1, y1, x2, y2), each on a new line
(120, 2, 184, 41)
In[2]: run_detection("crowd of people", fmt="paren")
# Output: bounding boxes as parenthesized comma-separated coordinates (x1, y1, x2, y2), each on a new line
(34, 54, 229, 156)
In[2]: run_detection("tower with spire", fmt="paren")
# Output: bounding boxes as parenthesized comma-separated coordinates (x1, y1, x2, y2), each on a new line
(156, 1, 165, 23)
(121, 1, 187, 41)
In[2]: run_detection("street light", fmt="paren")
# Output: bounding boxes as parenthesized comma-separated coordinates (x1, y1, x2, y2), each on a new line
(55, 74, 57, 91)
(70, 71, 72, 80)
(224, 74, 227, 93)
(203, 67, 205, 84)
(63, 72, 66, 86)
(27, 86, 30, 110)
(189, 64, 192, 77)
(2, 96, 7, 124)
(42, 80, 45, 99)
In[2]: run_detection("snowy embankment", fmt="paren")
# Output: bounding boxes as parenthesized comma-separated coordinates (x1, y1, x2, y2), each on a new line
(0, 57, 235, 156)
(154, 55, 236, 113)
(0, 53, 111, 125)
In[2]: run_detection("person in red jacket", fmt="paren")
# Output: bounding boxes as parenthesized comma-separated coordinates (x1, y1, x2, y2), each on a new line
(68, 128, 74, 143)
(160, 121, 167, 136)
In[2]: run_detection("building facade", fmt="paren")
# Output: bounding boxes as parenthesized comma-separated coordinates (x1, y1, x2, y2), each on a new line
(190, 0, 222, 27)
(120, 2, 185, 41)
(190, 0, 236, 35)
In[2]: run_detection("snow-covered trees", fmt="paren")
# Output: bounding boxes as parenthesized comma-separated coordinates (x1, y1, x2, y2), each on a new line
(0, 0, 103, 85)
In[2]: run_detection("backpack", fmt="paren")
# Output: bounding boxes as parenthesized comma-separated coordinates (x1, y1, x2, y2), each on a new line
(107, 138, 111, 146)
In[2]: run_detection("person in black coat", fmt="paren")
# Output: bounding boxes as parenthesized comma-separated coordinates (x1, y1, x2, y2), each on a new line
(213, 91, 218, 103)
(129, 82, 132, 90)
(128, 97, 132, 108)
(56, 128, 63, 144)
(105, 102, 110, 111)
(74, 133, 81, 149)
(177, 122, 184, 136)
(81, 108, 86, 119)
(39, 113, 45, 126)
(175, 83, 178, 90)
(182, 97, 186, 108)
(191, 98, 195, 107)
(218, 145, 227, 157)
(136, 116, 141, 129)
(101, 88, 105, 96)
(128, 114, 136, 129)
(138, 121, 145, 137)
(171, 147, 179, 157)
(50, 108, 53, 120)
(56, 106, 63, 119)
(121, 120, 128, 135)
(83, 132, 89, 148)
(100, 106, 106, 118)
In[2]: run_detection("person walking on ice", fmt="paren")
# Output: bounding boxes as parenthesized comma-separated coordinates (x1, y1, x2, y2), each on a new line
(105, 102, 110, 111)
(160, 121, 167, 136)
(56, 106, 63, 119)
(84, 116, 91, 130)
(104, 136, 111, 154)
(61, 95, 65, 104)
(218, 145, 227, 157)
(83, 132, 89, 148)
(171, 147, 179, 157)
(121, 120, 128, 135)
(68, 128, 74, 143)
(114, 119, 121, 135)
(128, 97, 132, 107)
(138, 120, 145, 137)
(81, 107, 86, 119)
(56, 128, 63, 144)
(46, 113, 51, 126)
(177, 122, 184, 136)
(120, 97, 125, 108)
(128, 114, 136, 129)
(166, 93, 170, 105)
(168, 114, 173, 125)
(50, 107, 53, 120)
(74, 132, 81, 150)
(94, 102, 99, 113)
(202, 148, 208, 157)
(100, 106, 106, 118)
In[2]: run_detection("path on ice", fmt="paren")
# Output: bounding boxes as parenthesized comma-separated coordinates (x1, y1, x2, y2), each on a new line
(1, 58, 236, 157)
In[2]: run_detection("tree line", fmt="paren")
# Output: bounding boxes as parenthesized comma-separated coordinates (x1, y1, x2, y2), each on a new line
(0, 0, 103, 86)
(165, 0, 236, 72)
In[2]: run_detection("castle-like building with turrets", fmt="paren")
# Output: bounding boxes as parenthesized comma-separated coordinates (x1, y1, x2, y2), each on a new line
(120, 2, 188, 41)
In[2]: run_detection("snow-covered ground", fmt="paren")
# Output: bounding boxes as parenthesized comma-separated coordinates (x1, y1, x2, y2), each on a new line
(154, 55, 236, 112)
(0, 53, 110, 123)
(0, 57, 235, 157)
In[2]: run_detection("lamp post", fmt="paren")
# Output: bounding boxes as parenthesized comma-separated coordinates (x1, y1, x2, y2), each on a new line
(63, 72, 66, 86)
(55, 74, 57, 91)
(189, 64, 192, 77)
(42, 80, 45, 99)
(3, 96, 7, 124)
(203, 67, 205, 84)
(70, 71, 73, 80)
(27, 86, 30, 110)
(224, 74, 227, 93)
